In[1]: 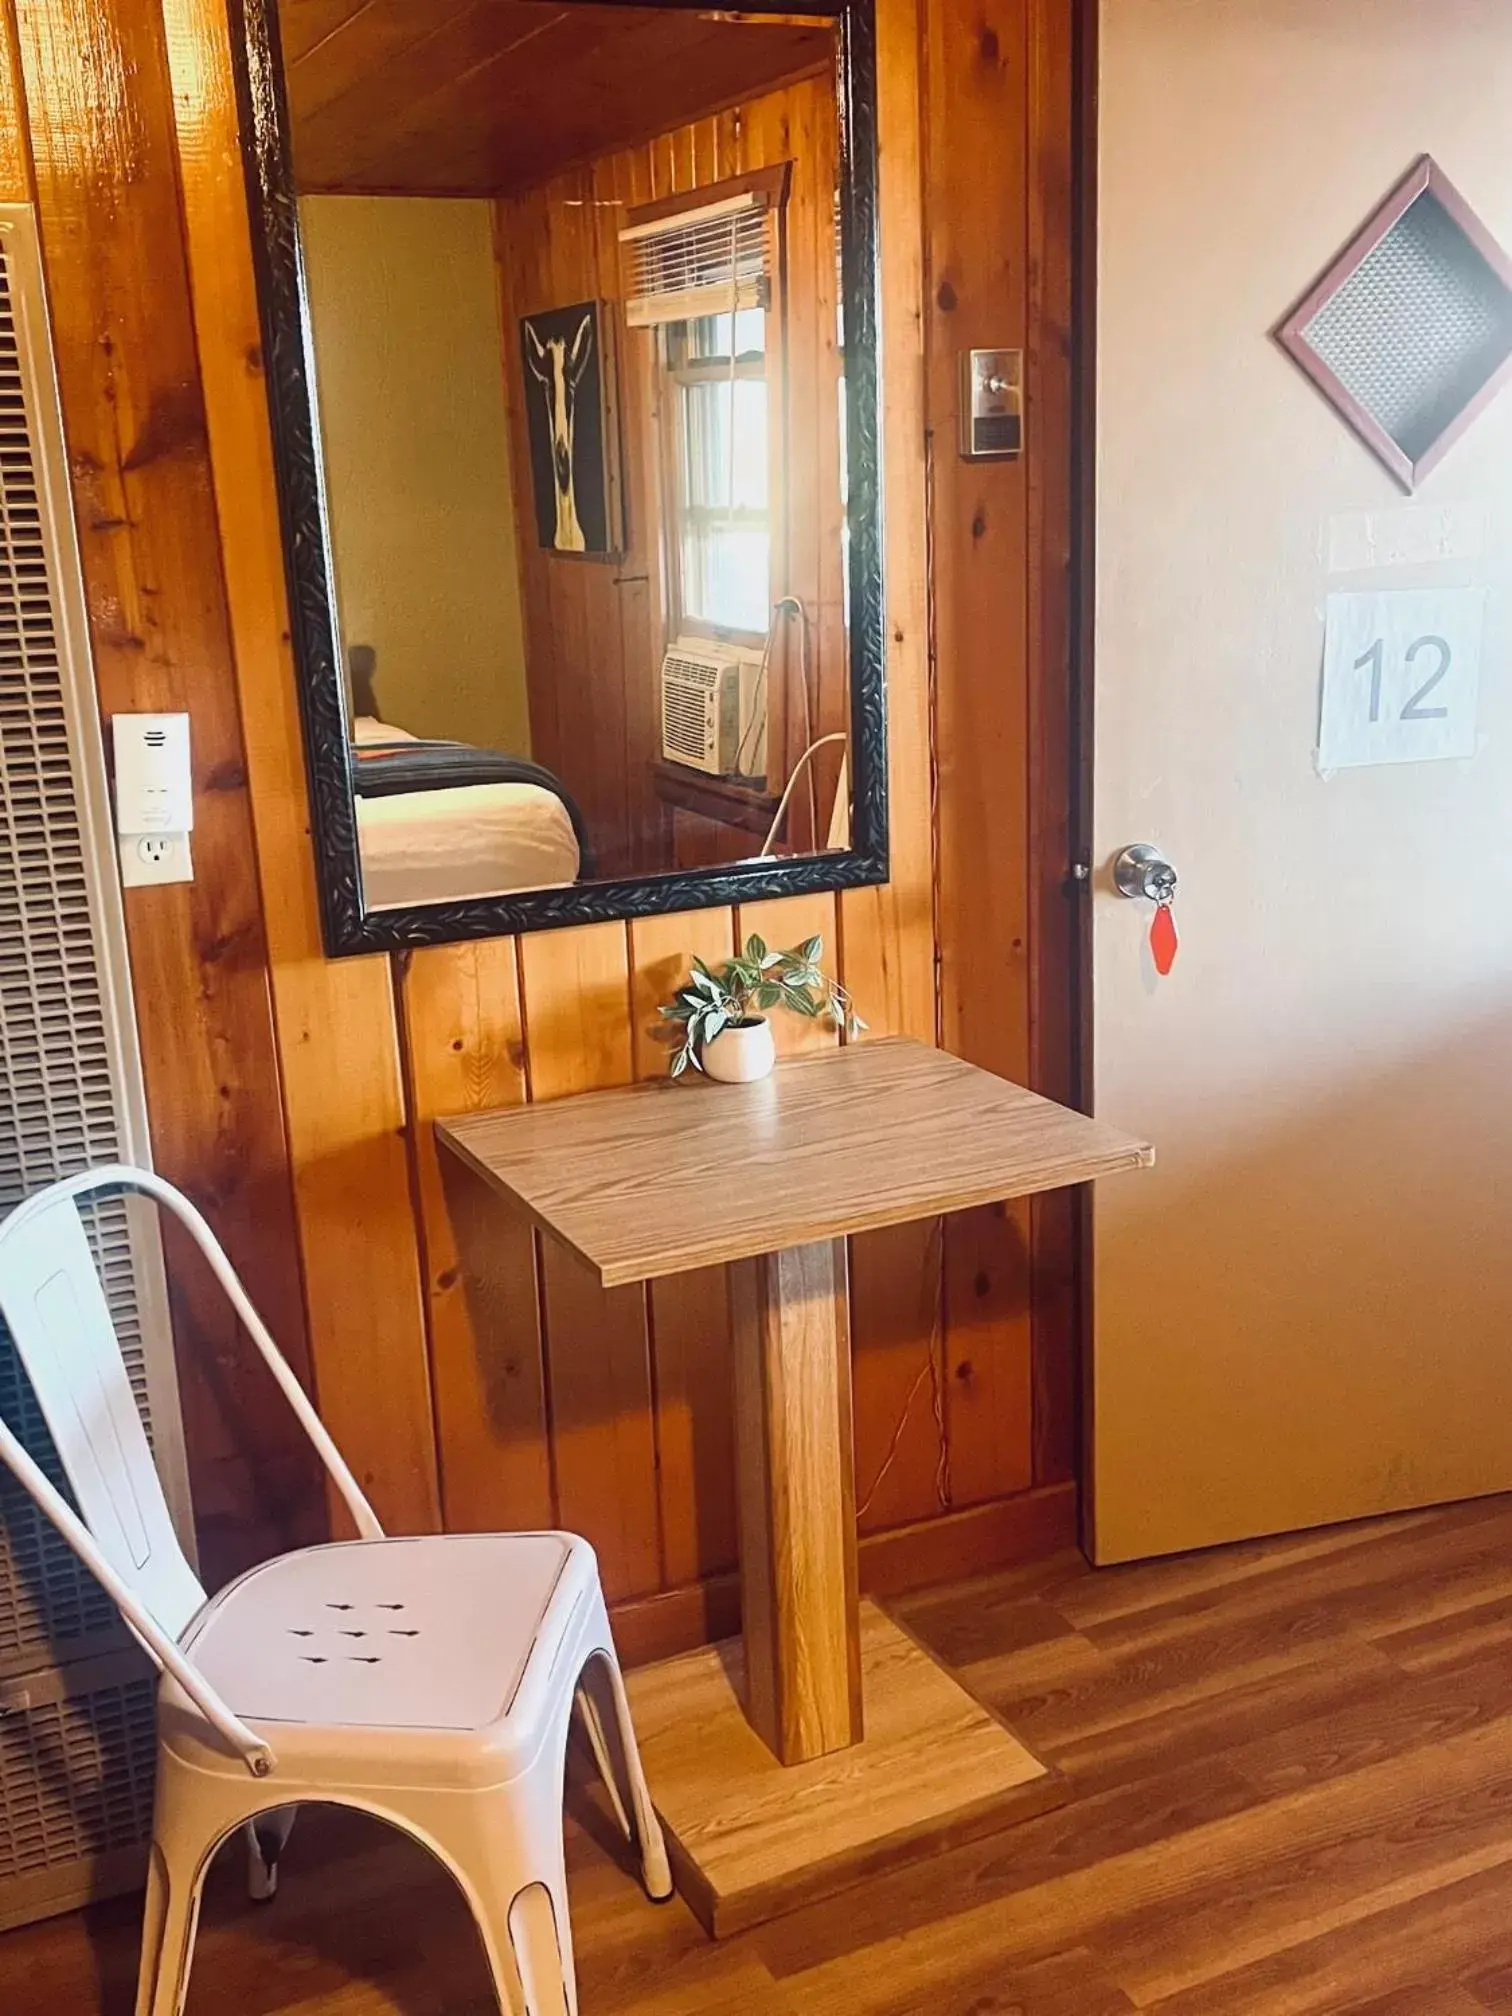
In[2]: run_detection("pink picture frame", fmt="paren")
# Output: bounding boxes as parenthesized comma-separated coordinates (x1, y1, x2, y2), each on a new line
(1276, 155, 1512, 492)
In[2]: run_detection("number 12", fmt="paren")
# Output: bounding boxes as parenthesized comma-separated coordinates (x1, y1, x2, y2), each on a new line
(1355, 634, 1452, 725)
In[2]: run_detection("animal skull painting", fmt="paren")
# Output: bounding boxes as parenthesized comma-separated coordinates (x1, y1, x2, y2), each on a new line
(525, 311, 593, 551)
(520, 301, 618, 556)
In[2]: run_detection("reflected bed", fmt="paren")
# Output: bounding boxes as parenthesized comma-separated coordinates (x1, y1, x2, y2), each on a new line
(351, 719, 584, 907)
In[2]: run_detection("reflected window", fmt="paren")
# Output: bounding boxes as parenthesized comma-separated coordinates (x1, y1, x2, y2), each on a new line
(667, 307, 771, 637)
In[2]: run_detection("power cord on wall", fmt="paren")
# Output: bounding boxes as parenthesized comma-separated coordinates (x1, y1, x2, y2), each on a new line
(759, 731, 847, 856)
(772, 594, 819, 840)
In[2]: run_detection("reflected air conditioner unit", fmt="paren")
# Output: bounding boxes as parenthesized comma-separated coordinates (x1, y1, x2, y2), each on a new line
(659, 638, 766, 781)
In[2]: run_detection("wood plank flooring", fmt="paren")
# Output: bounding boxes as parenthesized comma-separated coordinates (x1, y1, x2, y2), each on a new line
(8, 1497, 1512, 2012)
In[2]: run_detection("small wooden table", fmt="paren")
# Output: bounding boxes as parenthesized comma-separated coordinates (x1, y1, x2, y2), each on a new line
(438, 1037, 1152, 1934)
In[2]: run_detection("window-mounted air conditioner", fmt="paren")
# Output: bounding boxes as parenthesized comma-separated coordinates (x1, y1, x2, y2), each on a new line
(659, 638, 766, 781)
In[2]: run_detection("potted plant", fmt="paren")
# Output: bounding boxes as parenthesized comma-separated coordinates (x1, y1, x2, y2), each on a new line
(660, 934, 865, 1082)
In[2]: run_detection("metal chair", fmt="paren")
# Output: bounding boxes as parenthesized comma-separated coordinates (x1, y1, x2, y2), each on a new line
(0, 1165, 671, 2016)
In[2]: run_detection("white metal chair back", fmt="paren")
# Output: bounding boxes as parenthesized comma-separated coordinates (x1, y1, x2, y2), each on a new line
(0, 1164, 384, 1775)
(0, 1173, 205, 1635)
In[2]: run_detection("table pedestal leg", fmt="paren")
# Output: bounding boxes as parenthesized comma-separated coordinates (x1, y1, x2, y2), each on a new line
(729, 1238, 863, 1764)
(622, 1239, 1065, 1936)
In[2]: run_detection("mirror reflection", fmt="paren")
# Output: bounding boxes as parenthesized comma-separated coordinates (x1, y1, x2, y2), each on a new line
(282, 1, 851, 907)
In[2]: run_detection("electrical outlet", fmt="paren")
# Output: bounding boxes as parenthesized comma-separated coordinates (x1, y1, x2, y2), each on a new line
(119, 831, 193, 888)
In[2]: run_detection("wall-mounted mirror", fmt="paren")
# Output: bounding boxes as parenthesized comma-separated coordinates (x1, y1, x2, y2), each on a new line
(232, 0, 887, 953)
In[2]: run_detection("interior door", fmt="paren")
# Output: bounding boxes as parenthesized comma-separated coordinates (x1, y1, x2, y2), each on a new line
(1088, 0, 1512, 1562)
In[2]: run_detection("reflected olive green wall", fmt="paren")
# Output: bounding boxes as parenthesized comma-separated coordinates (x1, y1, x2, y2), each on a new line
(300, 195, 531, 754)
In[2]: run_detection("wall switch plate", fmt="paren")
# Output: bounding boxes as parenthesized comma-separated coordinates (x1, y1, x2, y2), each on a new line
(119, 831, 193, 888)
(959, 348, 1024, 460)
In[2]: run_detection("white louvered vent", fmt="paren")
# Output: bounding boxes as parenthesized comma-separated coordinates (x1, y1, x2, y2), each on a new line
(0, 205, 189, 1923)
(621, 191, 775, 329)
(0, 1665, 158, 1888)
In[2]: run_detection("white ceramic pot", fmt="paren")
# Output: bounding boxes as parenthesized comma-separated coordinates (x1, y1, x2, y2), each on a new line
(701, 1017, 776, 1083)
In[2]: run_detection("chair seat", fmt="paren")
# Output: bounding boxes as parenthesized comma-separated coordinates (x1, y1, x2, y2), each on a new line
(164, 1533, 593, 1784)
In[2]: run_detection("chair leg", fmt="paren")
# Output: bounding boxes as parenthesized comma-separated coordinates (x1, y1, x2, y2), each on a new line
(245, 1805, 299, 1902)
(509, 1881, 573, 2016)
(401, 1780, 575, 2016)
(577, 1647, 673, 1903)
(573, 1683, 631, 1840)
(134, 1836, 207, 2016)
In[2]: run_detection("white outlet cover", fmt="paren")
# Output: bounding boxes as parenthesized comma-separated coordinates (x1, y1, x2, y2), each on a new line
(118, 831, 193, 888)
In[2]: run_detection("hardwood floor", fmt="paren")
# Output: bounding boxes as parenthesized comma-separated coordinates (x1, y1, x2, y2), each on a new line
(9, 1497, 1512, 2012)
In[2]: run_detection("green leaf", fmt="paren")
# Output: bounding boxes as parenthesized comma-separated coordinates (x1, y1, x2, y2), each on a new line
(798, 935, 823, 963)
(670, 1046, 690, 1077)
(744, 934, 767, 964)
(696, 1008, 729, 1049)
(785, 990, 822, 1018)
(754, 982, 782, 1010)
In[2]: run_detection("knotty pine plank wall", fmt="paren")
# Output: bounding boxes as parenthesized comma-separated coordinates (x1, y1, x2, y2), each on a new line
(497, 68, 848, 879)
(7, 0, 1076, 1640)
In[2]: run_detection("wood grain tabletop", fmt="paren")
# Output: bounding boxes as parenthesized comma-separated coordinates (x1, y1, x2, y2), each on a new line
(436, 1037, 1153, 1287)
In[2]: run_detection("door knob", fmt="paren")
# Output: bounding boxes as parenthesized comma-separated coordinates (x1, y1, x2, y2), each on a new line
(1112, 844, 1177, 905)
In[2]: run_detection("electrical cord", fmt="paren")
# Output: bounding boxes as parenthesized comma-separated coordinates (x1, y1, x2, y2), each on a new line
(759, 731, 847, 856)
(772, 593, 819, 840)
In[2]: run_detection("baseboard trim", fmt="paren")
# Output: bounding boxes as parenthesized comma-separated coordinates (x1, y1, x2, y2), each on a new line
(612, 1481, 1078, 1668)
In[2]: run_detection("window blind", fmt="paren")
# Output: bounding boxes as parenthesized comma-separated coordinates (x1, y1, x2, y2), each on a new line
(620, 190, 775, 330)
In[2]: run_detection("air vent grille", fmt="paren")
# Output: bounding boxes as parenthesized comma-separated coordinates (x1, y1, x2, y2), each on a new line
(0, 219, 153, 1674)
(0, 205, 184, 1926)
(1278, 157, 1512, 489)
(661, 649, 727, 765)
(0, 1672, 157, 1880)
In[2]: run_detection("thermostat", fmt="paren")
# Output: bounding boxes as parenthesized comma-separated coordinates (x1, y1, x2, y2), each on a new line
(959, 348, 1023, 460)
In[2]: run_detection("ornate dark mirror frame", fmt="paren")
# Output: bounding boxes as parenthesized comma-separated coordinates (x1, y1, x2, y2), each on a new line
(228, 0, 889, 955)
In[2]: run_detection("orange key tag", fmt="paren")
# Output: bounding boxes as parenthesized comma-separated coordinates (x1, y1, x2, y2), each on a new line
(1150, 899, 1178, 977)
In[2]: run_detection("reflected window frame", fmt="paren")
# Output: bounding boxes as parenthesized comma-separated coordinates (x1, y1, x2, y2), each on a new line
(665, 308, 773, 644)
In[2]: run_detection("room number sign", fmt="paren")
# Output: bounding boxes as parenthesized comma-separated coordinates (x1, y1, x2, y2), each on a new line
(1318, 587, 1486, 769)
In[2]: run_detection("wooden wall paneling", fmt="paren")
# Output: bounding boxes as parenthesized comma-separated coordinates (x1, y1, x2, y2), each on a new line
(606, 138, 672, 875)
(838, 0, 946, 1538)
(590, 147, 662, 879)
(1024, 0, 1078, 1487)
(780, 80, 822, 856)
(143, 0, 1073, 1634)
(925, 0, 1036, 1508)
(540, 168, 627, 875)
(518, 921, 660, 1598)
(0, 5, 29, 199)
(499, 73, 847, 879)
(784, 75, 847, 854)
(397, 940, 551, 1533)
(628, 907, 739, 1587)
(13, 0, 327, 1577)
(162, 0, 442, 1540)
(738, 74, 848, 856)
(734, 893, 840, 1058)
(492, 194, 559, 767)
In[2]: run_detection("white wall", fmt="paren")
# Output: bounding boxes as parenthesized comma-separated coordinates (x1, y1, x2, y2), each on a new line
(301, 195, 531, 754)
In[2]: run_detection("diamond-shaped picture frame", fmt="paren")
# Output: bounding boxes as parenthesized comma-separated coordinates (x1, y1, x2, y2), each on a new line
(1277, 155, 1512, 492)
